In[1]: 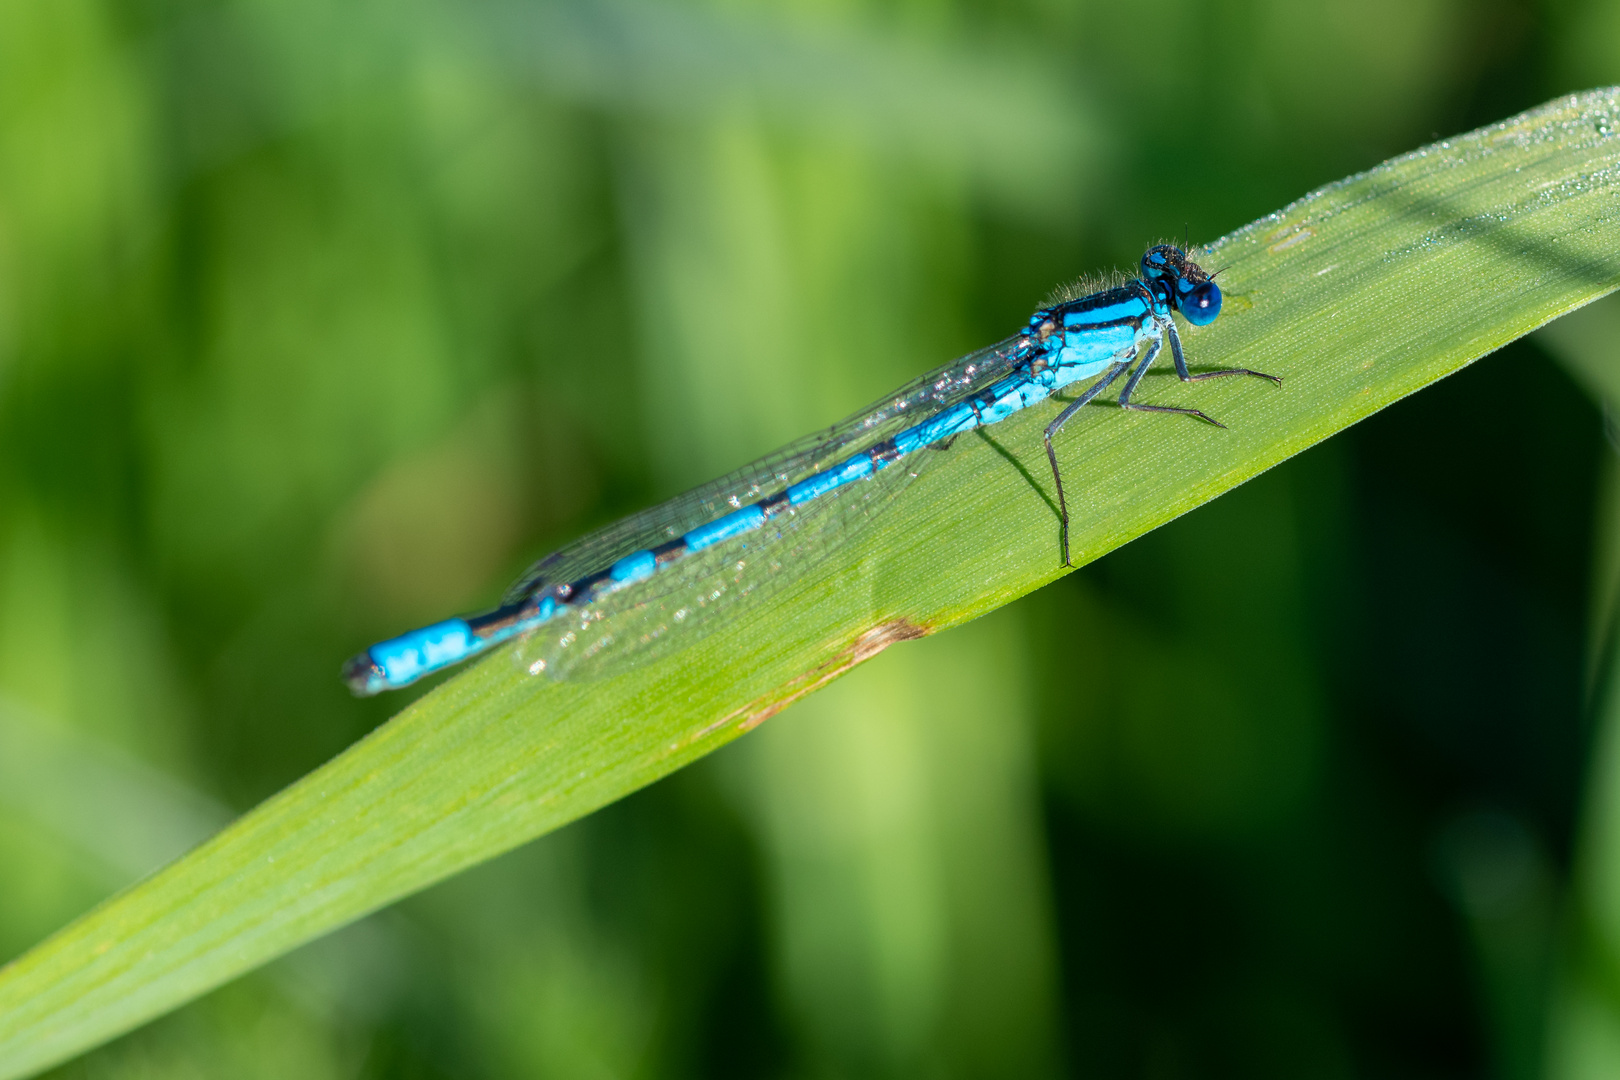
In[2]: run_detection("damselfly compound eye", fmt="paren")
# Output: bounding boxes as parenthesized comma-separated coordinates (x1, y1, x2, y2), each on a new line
(1179, 280, 1223, 326)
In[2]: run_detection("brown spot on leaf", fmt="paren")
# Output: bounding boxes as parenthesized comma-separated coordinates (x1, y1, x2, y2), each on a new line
(852, 618, 929, 662)
(689, 618, 934, 741)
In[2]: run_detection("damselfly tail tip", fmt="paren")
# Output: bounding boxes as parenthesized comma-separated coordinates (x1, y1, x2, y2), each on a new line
(342, 651, 387, 697)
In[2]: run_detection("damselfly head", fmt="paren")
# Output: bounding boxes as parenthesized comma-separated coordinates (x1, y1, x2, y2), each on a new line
(1141, 243, 1209, 283)
(1142, 244, 1221, 326)
(1141, 244, 1176, 280)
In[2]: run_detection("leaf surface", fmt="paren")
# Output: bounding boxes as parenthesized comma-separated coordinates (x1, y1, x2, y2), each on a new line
(4, 89, 1620, 1079)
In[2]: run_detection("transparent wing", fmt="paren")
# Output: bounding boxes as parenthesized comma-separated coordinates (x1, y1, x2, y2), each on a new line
(501, 427, 847, 605)
(517, 438, 936, 679)
(501, 335, 1026, 604)
(506, 335, 1029, 679)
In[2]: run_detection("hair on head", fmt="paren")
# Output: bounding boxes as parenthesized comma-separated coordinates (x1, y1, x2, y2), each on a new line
(1150, 237, 1210, 262)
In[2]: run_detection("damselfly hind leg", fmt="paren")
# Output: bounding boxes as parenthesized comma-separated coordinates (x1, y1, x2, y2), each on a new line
(1043, 359, 1131, 567)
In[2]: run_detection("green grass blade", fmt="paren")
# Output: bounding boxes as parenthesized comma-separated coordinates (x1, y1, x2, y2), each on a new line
(4, 88, 1620, 1079)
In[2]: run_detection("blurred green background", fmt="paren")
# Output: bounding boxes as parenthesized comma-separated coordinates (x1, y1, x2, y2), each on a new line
(5, 0, 1620, 1076)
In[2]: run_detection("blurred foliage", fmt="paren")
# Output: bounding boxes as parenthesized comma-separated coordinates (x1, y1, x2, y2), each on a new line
(1, 0, 1619, 1077)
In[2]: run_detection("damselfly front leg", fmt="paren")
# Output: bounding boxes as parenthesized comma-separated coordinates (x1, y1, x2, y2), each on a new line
(1164, 318, 1281, 387)
(1117, 327, 1226, 428)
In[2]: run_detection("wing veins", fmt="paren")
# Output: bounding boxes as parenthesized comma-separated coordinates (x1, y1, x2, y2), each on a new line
(503, 335, 1025, 603)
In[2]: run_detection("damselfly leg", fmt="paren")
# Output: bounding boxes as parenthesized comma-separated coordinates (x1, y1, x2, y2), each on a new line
(1165, 318, 1282, 386)
(1044, 359, 1131, 567)
(1118, 328, 1227, 427)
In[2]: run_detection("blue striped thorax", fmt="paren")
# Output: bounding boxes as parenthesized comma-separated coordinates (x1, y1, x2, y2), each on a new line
(1028, 244, 1222, 349)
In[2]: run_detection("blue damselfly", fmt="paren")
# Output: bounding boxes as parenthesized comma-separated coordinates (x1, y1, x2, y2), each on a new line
(343, 244, 1278, 694)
